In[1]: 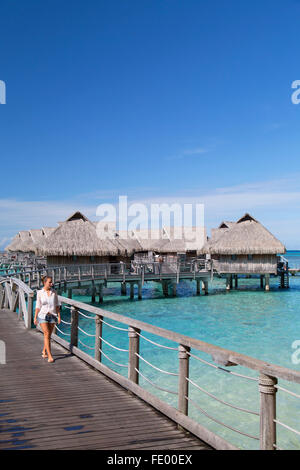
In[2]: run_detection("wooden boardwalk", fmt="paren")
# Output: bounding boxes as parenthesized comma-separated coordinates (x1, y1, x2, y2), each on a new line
(0, 309, 211, 450)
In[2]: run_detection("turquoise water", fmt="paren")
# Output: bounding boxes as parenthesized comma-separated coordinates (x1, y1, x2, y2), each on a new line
(50, 252, 300, 449)
(285, 250, 300, 269)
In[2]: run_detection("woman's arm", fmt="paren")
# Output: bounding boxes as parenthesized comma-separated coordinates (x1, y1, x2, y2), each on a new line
(56, 305, 61, 324)
(34, 291, 41, 325)
(55, 293, 61, 324)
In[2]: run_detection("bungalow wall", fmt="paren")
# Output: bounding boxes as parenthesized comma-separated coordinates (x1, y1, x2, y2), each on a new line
(47, 255, 111, 266)
(47, 254, 133, 267)
(212, 254, 278, 274)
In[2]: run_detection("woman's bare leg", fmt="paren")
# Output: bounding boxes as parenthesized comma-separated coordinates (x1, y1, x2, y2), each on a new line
(41, 323, 47, 357)
(48, 323, 56, 338)
(41, 323, 54, 362)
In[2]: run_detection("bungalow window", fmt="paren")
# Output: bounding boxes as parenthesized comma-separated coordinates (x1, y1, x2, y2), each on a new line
(248, 254, 253, 260)
(231, 255, 237, 261)
(73, 255, 77, 261)
(90, 256, 95, 262)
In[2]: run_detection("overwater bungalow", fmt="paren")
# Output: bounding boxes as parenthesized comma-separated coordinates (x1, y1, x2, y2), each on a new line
(38, 211, 133, 266)
(202, 213, 287, 290)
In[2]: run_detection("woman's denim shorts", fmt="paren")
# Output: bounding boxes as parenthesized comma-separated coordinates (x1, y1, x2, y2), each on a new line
(38, 314, 57, 324)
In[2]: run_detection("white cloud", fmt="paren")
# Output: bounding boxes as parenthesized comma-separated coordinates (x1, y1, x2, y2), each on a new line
(183, 147, 208, 155)
(129, 176, 300, 248)
(0, 199, 96, 228)
(1, 175, 300, 249)
(166, 147, 209, 161)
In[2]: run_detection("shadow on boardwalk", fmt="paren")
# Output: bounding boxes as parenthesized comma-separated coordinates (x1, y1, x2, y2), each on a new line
(0, 309, 211, 450)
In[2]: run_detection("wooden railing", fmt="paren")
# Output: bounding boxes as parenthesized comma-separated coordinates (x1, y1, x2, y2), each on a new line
(53, 297, 300, 450)
(0, 276, 34, 329)
(1, 276, 300, 450)
(1, 260, 212, 290)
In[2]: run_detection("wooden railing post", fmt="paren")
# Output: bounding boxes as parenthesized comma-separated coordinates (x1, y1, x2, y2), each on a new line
(18, 291, 22, 321)
(0, 285, 5, 309)
(26, 293, 34, 330)
(70, 306, 79, 349)
(95, 315, 102, 362)
(12, 287, 19, 313)
(128, 326, 140, 384)
(178, 344, 190, 416)
(141, 265, 145, 286)
(259, 373, 277, 450)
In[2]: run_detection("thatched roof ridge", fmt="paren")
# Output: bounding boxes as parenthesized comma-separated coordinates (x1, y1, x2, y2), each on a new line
(202, 213, 285, 255)
(42, 227, 56, 237)
(218, 221, 235, 229)
(66, 211, 89, 222)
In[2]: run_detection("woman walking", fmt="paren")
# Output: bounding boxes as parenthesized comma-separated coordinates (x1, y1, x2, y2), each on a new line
(34, 276, 61, 363)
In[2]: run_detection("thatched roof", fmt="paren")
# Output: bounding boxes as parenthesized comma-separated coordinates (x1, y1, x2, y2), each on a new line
(6, 210, 207, 257)
(5, 227, 56, 253)
(39, 211, 127, 256)
(129, 228, 169, 253)
(29, 229, 44, 247)
(123, 226, 206, 254)
(115, 229, 144, 253)
(5, 231, 35, 253)
(93, 224, 142, 254)
(208, 221, 235, 244)
(202, 213, 285, 255)
(5, 234, 21, 252)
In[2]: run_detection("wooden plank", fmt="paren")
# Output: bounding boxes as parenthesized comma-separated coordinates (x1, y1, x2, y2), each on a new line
(0, 309, 210, 451)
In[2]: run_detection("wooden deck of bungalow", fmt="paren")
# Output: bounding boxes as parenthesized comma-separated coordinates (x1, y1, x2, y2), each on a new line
(0, 309, 210, 450)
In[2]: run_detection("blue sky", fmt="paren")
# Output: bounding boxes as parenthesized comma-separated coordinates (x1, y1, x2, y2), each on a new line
(1, 0, 300, 248)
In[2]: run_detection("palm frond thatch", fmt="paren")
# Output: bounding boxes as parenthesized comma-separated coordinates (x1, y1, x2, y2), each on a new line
(202, 213, 285, 255)
(6, 231, 35, 253)
(39, 212, 127, 256)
